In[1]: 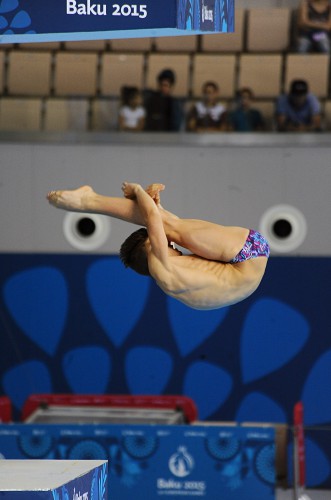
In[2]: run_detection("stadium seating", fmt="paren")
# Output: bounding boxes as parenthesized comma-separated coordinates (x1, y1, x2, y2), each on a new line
(0, 6, 330, 131)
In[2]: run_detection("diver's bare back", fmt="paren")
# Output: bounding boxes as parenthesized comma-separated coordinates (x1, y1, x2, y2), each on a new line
(153, 253, 268, 310)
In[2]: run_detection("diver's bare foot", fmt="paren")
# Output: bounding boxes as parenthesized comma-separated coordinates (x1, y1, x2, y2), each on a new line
(47, 185, 94, 212)
(145, 183, 165, 207)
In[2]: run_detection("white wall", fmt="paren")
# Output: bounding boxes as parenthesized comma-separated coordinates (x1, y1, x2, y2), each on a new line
(1, 133, 330, 256)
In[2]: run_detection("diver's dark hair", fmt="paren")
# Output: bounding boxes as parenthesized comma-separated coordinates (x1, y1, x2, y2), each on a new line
(119, 228, 150, 276)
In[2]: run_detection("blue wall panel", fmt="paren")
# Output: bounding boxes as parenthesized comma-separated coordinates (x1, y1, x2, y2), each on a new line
(0, 253, 330, 486)
(0, 424, 274, 500)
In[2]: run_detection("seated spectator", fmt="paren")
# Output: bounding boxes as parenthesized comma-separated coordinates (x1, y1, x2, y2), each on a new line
(276, 79, 322, 132)
(118, 86, 146, 132)
(227, 87, 265, 132)
(296, 0, 331, 53)
(186, 81, 227, 132)
(144, 69, 183, 132)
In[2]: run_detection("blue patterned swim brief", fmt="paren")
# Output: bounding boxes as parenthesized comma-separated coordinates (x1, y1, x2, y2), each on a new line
(230, 229, 270, 263)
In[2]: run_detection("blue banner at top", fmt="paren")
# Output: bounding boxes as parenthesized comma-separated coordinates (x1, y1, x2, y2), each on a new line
(0, 0, 234, 43)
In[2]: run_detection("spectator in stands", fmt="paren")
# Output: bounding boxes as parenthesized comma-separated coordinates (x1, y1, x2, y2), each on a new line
(276, 79, 322, 132)
(296, 0, 331, 53)
(227, 87, 265, 132)
(186, 81, 227, 132)
(118, 86, 146, 132)
(144, 69, 183, 131)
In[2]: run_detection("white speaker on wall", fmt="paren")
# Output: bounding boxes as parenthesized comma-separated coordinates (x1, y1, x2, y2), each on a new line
(63, 212, 111, 251)
(259, 204, 307, 254)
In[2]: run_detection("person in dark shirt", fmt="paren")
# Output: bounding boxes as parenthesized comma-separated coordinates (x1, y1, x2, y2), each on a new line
(144, 69, 183, 132)
(227, 87, 265, 132)
(296, 0, 331, 53)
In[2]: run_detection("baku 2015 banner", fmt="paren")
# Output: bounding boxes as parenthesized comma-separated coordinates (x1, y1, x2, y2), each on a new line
(0, 0, 234, 43)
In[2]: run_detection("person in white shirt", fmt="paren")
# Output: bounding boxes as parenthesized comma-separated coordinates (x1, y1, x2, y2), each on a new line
(186, 81, 227, 132)
(118, 86, 146, 132)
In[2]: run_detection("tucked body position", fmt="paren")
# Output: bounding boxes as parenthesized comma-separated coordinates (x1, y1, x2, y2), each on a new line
(47, 183, 269, 310)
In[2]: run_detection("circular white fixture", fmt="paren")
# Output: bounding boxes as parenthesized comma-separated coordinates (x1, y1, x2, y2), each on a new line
(259, 204, 307, 254)
(63, 212, 111, 251)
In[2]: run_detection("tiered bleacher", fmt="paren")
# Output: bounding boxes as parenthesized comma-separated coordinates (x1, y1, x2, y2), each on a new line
(0, 7, 330, 132)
